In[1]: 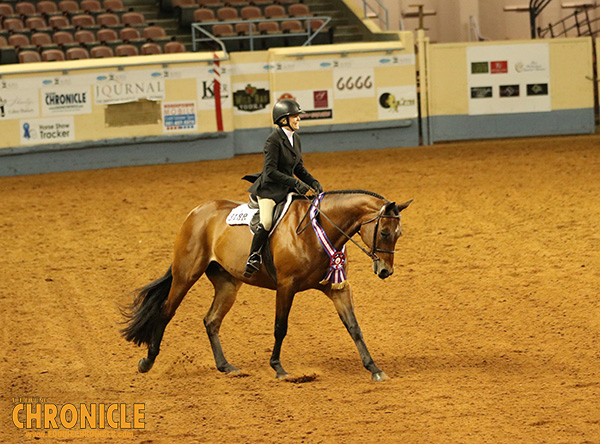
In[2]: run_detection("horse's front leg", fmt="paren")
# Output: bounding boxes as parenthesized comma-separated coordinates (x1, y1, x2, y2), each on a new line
(270, 286, 296, 379)
(328, 283, 389, 382)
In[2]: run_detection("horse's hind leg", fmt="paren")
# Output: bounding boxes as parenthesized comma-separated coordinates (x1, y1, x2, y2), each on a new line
(138, 267, 199, 373)
(204, 262, 243, 374)
(326, 284, 389, 382)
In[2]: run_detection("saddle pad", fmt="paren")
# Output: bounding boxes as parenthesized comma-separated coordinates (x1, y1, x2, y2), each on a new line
(226, 204, 258, 225)
(226, 193, 297, 232)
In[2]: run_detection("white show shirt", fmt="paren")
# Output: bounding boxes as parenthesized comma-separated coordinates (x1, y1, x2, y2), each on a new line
(282, 127, 295, 148)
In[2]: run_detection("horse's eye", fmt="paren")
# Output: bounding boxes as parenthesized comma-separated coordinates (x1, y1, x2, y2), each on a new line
(381, 230, 390, 238)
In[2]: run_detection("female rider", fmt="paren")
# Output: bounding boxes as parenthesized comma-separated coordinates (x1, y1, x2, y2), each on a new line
(244, 99, 323, 277)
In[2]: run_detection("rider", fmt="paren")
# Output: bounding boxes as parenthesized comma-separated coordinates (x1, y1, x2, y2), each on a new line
(243, 99, 323, 278)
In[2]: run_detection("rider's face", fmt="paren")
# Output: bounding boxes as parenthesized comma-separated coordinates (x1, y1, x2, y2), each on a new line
(288, 114, 301, 131)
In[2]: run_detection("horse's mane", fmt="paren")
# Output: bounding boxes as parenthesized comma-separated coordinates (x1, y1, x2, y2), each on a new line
(320, 189, 387, 201)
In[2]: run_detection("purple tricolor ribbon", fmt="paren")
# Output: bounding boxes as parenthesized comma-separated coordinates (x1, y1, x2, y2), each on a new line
(310, 193, 347, 289)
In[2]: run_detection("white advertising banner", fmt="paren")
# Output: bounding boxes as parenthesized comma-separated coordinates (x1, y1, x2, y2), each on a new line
(41, 86, 92, 116)
(377, 85, 418, 120)
(94, 72, 165, 105)
(231, 82, 270, 115)
(467, 43, 551, 115)
(0, 89, 39, 120)
(333, 67, 375, 99)
(196, 65, 232, 111)
(162, 101, 198, 132)
(20, 117, 75, 145)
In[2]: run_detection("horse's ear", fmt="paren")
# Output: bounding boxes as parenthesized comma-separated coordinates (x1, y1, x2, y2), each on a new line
(396, 199, 413, 212)
(384, 201, 397, 214)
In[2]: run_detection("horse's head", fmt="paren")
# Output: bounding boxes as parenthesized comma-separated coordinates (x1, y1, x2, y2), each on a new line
(358, 199, 413, 279)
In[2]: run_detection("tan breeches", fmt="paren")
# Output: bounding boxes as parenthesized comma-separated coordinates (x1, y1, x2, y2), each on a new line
(257, 197, 276, 231)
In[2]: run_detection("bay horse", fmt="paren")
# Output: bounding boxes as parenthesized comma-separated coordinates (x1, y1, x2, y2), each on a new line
(121, 190, 412, 381)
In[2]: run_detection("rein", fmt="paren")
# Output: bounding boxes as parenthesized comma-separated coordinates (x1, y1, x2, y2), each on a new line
(296, 191, 399, 262)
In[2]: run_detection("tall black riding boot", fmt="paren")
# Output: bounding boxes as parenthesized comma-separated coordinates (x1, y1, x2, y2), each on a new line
(244, 224, 269, 277)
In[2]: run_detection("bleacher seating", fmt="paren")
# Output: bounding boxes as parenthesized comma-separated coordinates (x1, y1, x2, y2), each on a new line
(122, 11, 145, 26)
(80, 0, 102, 14)
(0, 0, 333, 64)
(97, 12, 120, 27)
(164, 40, 185, 52)
(115, 42, 138, 55)
(37, 1, 61, 16)
(49, 15, 72, 30)
(264, 5, 286, 18)
(103, 0, 126, 14)
(75, 29, 97, 45)
(0, 3, 15, 17)
(42, 48, 65, 60)
(9, 33, 34, 49)
(90, 44, 113, 57)
(241, 5, 262, 20)
(31, 31, 56, 48)
(58, 0, 80, 14)
(16, 2, 38, 17)
(141, 41, 161, 54)
(19, 49, 42, 62)
(66, 46, 89, 59)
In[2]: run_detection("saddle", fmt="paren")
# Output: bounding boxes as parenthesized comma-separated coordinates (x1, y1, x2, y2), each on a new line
(226, 193, 300, 235)
(247, 193, 300, 235)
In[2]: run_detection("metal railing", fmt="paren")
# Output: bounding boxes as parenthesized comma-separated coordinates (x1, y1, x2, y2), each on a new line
(192, 16, 332, 52)
(537, 4, 600, 37)
(362, 0, 389, 30)
(529, 0, 554, 38)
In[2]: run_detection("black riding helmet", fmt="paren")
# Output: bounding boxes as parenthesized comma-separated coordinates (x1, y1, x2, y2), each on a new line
(272, 99, 305, 126)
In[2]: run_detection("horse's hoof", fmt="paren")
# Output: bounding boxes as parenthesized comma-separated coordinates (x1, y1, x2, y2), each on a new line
(372, 371, 390, 382)
(225, 365, 241, 375)
(276, 372, 290, 380)
(138, 358, 154, 373)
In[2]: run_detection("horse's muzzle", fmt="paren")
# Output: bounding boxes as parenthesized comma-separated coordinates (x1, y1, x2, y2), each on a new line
(378, 269, 392, 279)
(373, 261, 393, 279)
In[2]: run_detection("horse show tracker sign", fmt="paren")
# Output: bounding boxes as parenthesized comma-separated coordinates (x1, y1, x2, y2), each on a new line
(19, 116, 75, 145)
(467, 43, 551, 115)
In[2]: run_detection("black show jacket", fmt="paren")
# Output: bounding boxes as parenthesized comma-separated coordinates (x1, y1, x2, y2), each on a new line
(247, 127, 317, 202)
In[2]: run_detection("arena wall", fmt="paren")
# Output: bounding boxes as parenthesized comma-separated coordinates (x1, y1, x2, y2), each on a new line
(424, 37, 595, 142)
(0, 34, 596, 176)
(0, 38, 418, 176)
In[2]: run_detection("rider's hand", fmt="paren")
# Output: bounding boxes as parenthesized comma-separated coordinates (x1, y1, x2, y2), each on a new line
(295, 180, 311, 194)
(311, 180, 323, 194)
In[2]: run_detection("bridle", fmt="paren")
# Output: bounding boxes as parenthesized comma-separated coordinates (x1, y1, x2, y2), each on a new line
(360, 207, 400, 260)
(297, 194, 400, 262)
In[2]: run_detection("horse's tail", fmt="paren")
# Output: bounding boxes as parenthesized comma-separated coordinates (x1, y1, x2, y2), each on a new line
(120, 266, 173, 346)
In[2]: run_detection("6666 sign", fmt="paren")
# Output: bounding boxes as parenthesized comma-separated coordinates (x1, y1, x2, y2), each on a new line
(334, 68, 375, 99)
